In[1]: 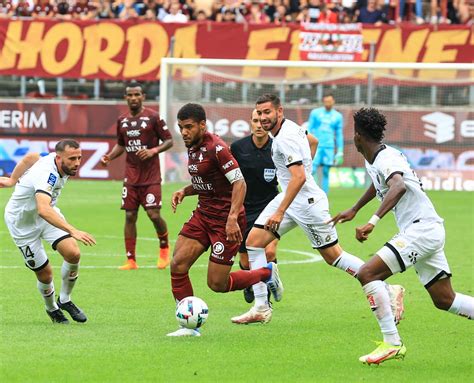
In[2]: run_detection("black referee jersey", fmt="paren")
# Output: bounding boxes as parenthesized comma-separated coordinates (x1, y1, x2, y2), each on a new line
(231, 135, 279, 217)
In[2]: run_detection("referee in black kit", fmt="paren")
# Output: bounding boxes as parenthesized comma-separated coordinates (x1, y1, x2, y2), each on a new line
(231, 108, 280, 304)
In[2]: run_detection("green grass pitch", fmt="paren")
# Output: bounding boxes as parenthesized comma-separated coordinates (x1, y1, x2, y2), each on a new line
(1, 181, 472, 382)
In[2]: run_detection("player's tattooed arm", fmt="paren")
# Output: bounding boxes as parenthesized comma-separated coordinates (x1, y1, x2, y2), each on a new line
(0, 152, 40, 188)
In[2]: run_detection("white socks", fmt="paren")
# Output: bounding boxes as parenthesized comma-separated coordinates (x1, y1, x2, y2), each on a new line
(37, 281, 58, 311)
(247, 246, 269, 309)
(363, 281, 401, 346)
(332, 251, 364, 277)
(448, 293, 474, 319)
(60, 261, 79, 304)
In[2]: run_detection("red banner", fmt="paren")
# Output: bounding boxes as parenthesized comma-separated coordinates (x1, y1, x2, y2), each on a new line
(300, 23, 363, 61)
(0, 19, 472, 81)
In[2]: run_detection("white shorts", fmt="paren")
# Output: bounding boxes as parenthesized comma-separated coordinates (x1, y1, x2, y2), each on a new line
(254, 193, 338, 249)
(4, 208, 70, 271)
(377, 221, 451, 288)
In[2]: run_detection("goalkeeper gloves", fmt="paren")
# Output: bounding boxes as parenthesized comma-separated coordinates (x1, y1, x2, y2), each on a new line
(335, 151, 344, 166)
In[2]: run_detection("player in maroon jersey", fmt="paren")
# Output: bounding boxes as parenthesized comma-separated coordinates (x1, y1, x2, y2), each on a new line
(32, 0, 54, 18)
(166, 103, 282, 337)
(100, 83, 173, 270)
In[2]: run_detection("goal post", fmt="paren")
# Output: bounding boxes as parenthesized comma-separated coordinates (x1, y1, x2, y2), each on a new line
(159, 58, 474, 191)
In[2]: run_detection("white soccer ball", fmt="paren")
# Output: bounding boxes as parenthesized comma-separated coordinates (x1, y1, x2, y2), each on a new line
(175, 296, 209, 329)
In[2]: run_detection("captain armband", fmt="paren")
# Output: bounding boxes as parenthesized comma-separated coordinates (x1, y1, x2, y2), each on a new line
(225, 168, 244, 184)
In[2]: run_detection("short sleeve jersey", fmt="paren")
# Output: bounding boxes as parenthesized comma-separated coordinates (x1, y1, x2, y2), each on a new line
(5, 153, 67, 225)
(116, 107, 172, 186)
(231, 135, 278, 216)
(188, 132, 244, 220)
(271, 119, 325, 203)
(365, 144, 443, 231)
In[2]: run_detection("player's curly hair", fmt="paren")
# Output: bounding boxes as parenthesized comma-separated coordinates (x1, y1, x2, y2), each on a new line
(177, 103, 206, 123)
(353, 107, 386, 142)
(256, 94, 281, 108)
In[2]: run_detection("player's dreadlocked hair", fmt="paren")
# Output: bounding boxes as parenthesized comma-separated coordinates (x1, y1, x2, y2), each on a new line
(177, 103, 206, 123)
(256, 94, 281, 109)
(353, 107, 387, 142)
(56, 139, 79, 152)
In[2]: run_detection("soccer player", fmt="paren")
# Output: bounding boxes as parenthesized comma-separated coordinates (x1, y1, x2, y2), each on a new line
(2, 140, 96, 324)
(100, 83, 173, 270)
(231, 108, 318, 309)
(231, 94, 404, 325)
(330, 107, 474, 365)
(307, 92, 344, 194)
(166, 103, 282, 337)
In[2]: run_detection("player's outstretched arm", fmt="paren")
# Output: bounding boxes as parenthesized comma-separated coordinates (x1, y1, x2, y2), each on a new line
(100, 144, 125, 166)
(328, 183, 377, 227)
(307, 133, 318, 160)
(171, 184, 196, 213)
(35, 193, 96, 246)
(0, 152, 41, 188)
(355, 175, 406, 242)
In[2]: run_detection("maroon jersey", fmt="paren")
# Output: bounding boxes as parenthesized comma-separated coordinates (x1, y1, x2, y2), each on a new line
(0, 0, 14, 15)
(116, 107, 172, 186)
(188, 132, 244, 220)
(33, 0, 53, 17)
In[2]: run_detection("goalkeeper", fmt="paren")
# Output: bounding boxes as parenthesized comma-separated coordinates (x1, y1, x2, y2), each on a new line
(307, 92, 344, 194)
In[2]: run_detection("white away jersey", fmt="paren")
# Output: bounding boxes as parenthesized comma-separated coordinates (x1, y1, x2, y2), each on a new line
(5, 153, 68, 227)
(365, 145, 443, 231)
(271, 119, 325, 203)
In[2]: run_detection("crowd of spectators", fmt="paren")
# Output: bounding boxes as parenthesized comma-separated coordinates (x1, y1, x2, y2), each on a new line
(0, 0, 472, 25)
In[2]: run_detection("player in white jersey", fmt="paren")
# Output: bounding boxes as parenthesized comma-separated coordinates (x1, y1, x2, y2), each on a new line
(231, 94, 404, 325)
(330, 108, 474, 365)
(2, 140, 96, 324)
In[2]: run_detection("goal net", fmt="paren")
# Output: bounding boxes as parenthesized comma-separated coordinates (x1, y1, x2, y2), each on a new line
(160, 58, 474, 192)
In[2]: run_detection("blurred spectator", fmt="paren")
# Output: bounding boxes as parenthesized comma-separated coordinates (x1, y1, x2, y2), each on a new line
(195, 8, 208, 19)
(216, 0, 245, 22)
(272, 2, 291, 23)
(162, 1, 189, 21)
(246, 2, 270, 23)
(54, 0, 72, 19)
(306, 0, 321, 22)
(73, 0, 98, 19)
(399, 0, 424, 23)
(357, 0, 383, 24)
(32, 0, 54, 18)
(96, 0, 115, 18)
(0, 0, 15, 18)
(117, 0, 139, 18)
(430, 0, 447, 23)
(319, 3, 338, 22)
(14, 0, 34, 16)
(142, 0, 167, 20)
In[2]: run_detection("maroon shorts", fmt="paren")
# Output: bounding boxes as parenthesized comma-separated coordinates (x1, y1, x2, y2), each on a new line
(179, 209, 246, 266)
(121, 183, 162, 211)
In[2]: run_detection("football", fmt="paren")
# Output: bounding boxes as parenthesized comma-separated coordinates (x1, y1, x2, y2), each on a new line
(175, 296, 209, 329)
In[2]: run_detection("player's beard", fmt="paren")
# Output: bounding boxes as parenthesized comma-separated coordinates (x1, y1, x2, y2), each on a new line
(262, 116, 277, 132)
(61, 163, 78, 176)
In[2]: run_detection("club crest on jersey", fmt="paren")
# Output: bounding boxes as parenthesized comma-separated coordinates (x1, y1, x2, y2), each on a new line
(47, 173, 57, 186)
(264, 168, 276, 182)
(198, 153, 204, 162)
(131, 121, 137, 127)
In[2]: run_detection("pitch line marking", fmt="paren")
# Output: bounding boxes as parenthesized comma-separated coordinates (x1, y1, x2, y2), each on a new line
(0, 249, 322, 269)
